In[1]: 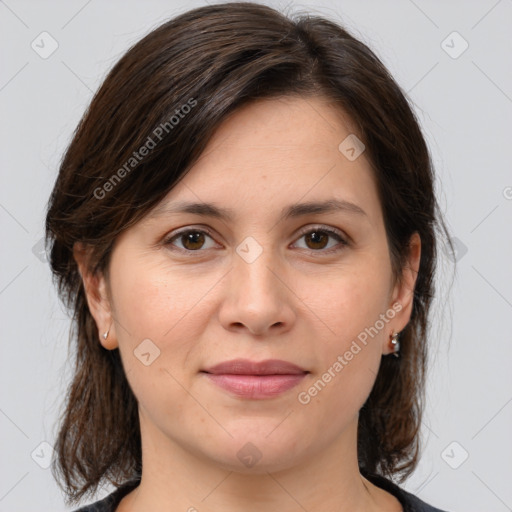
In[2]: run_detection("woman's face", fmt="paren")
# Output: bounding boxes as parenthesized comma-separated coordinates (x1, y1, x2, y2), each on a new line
(77, 95, 420, 474)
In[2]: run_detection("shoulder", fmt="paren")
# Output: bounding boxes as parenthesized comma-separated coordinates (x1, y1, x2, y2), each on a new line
(71, 479, 140, 512)
(365, 473, 450, 512)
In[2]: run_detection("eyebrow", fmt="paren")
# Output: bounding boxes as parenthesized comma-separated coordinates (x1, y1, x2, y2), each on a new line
(148, 198, 367, 223)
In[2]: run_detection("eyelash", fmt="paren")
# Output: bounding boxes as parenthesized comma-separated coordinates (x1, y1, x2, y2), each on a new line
(163, 225, 349, 256)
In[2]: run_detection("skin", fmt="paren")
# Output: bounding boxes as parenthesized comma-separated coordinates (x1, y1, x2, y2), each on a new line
(75, 95, 420, 512)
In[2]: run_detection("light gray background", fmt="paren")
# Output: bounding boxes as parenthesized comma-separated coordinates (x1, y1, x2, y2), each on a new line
(1, 0, 511, 511)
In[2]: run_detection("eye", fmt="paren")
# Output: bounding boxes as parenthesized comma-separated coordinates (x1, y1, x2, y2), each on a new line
(163, 225, 348, 254)
(292, 226, 348, 253)
(164, 228, 218, 252)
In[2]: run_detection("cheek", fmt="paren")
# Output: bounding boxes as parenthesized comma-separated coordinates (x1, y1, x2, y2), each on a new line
(107, 259, 210, 427)
(110, 254, 217, 342)
(108, 253, 222, 394)
(295, 261, 392, 409)
(301, 259, 392, 346)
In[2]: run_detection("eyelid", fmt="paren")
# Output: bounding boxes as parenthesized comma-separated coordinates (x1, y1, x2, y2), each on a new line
(294, 224, 347, 241)
(163, 224, 349, 254)
(291, 224, 349, 253)
(163, 225, 220, 250)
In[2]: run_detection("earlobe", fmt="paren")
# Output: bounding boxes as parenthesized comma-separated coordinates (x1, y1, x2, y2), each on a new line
(73, 242, 118, 350)
(101, 321, 117, 350)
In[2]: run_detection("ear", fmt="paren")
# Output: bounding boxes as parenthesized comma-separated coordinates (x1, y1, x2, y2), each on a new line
(73, 242, 118, 350)
(383, 232, 421, 355)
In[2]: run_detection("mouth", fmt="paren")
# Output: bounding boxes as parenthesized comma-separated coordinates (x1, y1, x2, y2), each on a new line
(201, 358, 308, 375)
(200, 359, 309, 399)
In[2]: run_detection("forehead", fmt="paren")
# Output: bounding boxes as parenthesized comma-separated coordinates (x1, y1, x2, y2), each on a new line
(206, 95, 362, 151)
(146, 95, 381, 224)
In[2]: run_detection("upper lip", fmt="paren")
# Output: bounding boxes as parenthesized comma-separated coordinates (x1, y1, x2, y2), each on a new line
(202, 359, 308, 375)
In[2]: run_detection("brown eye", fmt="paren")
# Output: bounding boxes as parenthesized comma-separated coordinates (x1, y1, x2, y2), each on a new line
(164, 226, 348, 255)
(304, 231, 329, 250)
(180, 231, 206, 250)
(293, 227, 348, 253)
(165, 229, 217, 251)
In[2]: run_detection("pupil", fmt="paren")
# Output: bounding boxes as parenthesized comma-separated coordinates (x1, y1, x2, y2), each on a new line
(184, 232, 204, 250)
(308, 231, 327, 249)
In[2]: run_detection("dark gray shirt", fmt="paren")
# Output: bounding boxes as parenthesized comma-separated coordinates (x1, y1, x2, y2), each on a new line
(73, 473, 449, 511)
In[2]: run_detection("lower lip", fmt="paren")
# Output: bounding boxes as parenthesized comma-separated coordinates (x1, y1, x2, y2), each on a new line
(202, 373, 307, 399)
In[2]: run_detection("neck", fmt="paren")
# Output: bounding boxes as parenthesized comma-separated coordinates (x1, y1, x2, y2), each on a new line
(118, 414, 389, 512)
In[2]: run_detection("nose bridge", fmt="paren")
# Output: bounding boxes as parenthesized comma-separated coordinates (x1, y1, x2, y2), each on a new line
(233, 236, 279, 298)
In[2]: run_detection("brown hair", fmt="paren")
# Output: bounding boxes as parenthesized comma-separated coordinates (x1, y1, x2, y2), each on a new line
(45, 1, 450, 504)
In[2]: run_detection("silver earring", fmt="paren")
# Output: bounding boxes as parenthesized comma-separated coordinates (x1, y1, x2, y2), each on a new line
(102, 322, 112, 340)
(390, 331, 400, 358)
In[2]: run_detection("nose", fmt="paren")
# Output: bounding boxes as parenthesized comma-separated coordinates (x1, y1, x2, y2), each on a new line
(218, 245, 295, 337)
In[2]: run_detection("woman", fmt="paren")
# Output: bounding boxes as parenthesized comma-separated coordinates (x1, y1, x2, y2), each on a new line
(45, 3, 452, 511)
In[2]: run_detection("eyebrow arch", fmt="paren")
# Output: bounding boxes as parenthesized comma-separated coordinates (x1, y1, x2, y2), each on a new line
(148, 198, 367, 223)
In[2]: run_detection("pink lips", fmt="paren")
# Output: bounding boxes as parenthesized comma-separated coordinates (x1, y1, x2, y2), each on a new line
(201, 358, 309, 399)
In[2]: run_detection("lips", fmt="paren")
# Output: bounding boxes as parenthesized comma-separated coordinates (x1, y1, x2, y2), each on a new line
(201, 359, 309, 399)
(201, 358, 308, 376)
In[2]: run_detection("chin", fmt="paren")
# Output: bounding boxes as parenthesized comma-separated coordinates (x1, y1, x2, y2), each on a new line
(202, 430, 308, 474)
